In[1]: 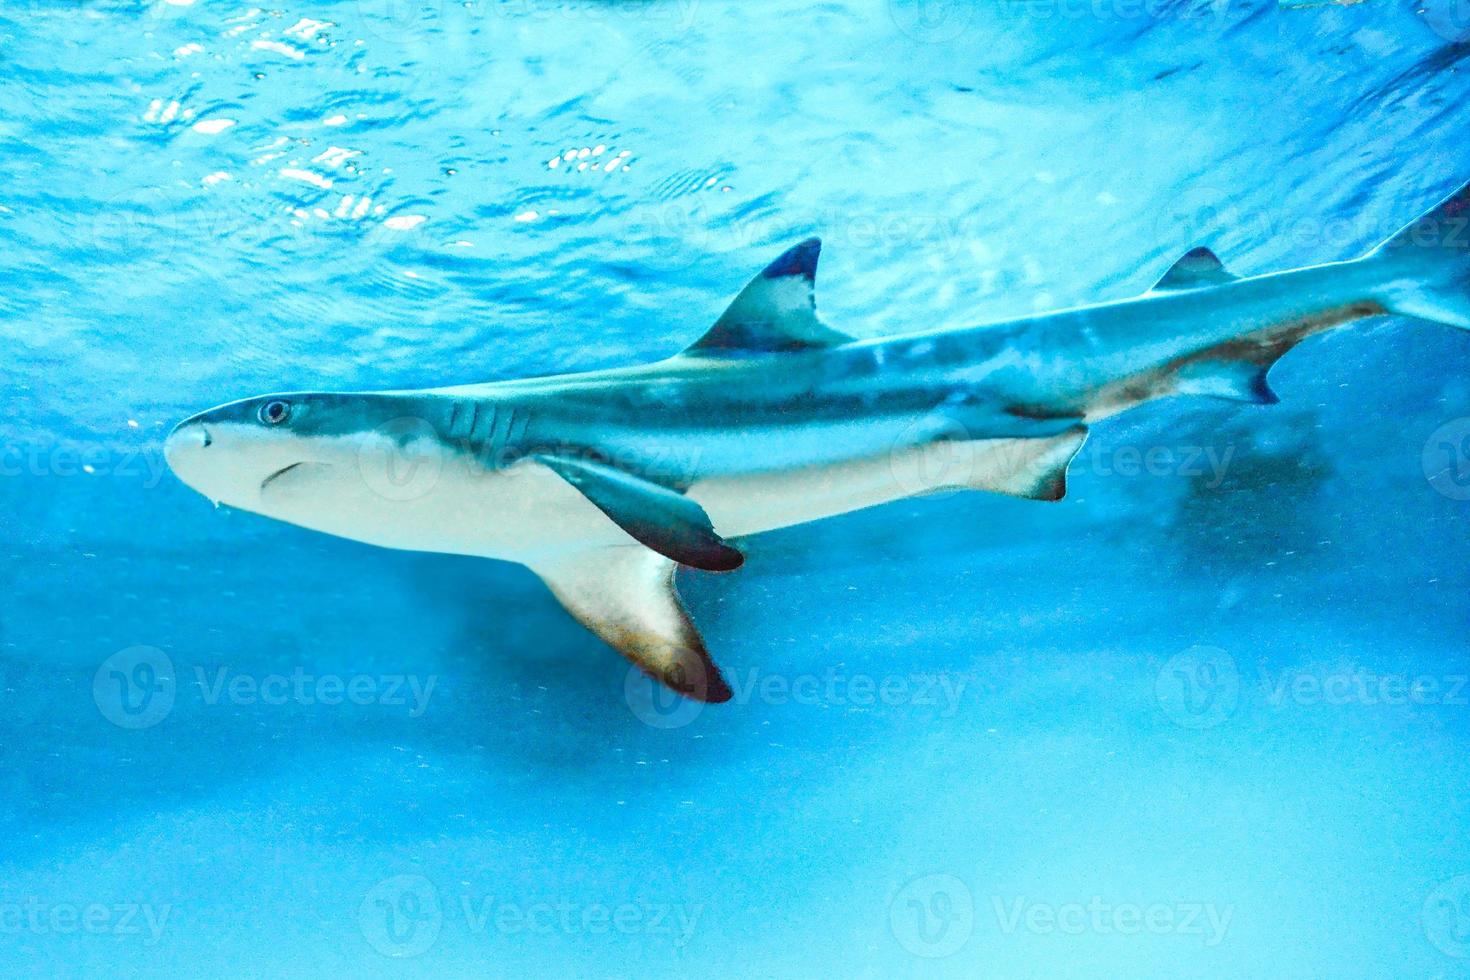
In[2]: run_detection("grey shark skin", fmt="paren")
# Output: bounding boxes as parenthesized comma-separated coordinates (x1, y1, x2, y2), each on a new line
(166, 181, 1470, 703)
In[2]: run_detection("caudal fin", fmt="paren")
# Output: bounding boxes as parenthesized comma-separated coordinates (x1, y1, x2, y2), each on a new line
(1368, 179, 1470, 329)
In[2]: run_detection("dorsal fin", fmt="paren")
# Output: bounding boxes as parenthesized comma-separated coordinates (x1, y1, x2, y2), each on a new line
(682, 238, 853, 356)
(1150, 247, 1237, 292)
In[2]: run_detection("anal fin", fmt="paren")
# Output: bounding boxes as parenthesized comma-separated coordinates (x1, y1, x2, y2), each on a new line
(530, 546, 732, 703)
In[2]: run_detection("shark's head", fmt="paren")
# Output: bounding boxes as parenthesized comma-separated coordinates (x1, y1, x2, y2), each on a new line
(164, 391, 447, 531)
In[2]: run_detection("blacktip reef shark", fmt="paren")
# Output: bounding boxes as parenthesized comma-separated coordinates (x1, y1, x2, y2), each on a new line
(167, 180, 1470, 703)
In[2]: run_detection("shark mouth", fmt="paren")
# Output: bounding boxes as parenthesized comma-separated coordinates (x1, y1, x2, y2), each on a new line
(260, 462, 308, 492)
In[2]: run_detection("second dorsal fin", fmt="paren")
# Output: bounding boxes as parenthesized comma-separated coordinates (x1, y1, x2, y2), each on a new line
(682, 238, 854, 356)
(1150, 247, 1237, 292)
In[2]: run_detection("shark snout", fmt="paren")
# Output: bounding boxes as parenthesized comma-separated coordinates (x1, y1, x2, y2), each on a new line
(164, 419, 211, 461)
(163, 418, 217, 495)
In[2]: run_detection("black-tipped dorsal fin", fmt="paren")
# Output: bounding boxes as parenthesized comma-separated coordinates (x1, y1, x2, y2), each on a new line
(683, 238, 854, 356)
(1150, 247, 1237, 292)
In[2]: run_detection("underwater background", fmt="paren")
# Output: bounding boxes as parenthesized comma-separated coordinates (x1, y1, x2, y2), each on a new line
(3, 0, 1470, 975)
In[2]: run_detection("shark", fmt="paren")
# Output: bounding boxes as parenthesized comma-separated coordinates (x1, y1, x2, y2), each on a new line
(166, 180, 1470, 703)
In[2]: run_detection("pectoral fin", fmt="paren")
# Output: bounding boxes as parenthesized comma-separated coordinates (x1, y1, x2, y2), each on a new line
(531, 546, 732, 703)
(533, 453, 744, 572)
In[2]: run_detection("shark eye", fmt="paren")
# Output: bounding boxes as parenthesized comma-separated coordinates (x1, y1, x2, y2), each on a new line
(259, 400, 291, 425)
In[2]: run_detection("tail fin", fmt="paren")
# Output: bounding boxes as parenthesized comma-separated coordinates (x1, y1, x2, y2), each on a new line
(1367, 179, 1470, 329)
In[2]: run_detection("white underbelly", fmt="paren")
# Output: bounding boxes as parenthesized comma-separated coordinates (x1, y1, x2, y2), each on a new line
(267, 438, 1041, 562)
(264, 458, 631, 563)
(692, 437, 1031, 538)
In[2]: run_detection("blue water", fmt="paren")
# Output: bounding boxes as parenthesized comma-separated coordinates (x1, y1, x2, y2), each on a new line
(4, 0, 1470, 976)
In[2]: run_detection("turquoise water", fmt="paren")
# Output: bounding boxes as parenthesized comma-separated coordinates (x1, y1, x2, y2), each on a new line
(3, 0, 1470, 976)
